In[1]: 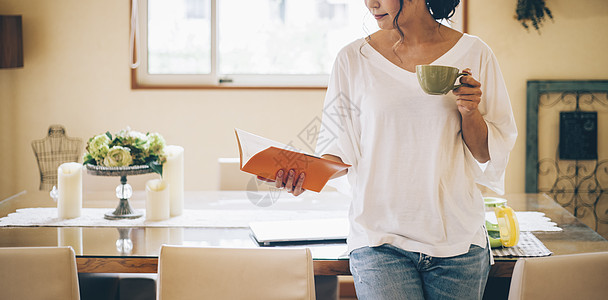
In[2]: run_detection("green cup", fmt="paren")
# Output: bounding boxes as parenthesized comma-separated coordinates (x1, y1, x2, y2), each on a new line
(416, 65, 468, 95)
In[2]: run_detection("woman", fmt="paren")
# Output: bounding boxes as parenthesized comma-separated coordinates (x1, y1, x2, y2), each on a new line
(271, 0, 517, 298)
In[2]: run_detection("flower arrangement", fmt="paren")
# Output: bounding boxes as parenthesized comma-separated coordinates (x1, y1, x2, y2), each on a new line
(83, 127, 166, 175)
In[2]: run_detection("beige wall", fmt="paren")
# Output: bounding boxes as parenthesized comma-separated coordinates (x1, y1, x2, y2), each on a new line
(1, 0, 607, 202)
(469, 0, 608, 195)
(0, 68, 16, 200)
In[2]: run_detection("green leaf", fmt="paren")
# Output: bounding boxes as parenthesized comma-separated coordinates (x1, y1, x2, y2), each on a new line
(147, 161, 163, 176)
(83, 154, 96, 166)
(105, 131, 112, 140)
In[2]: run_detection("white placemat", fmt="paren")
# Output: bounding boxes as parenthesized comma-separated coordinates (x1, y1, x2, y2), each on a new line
(492, 231, 553, 257)
(486, 211, 562, 232)
(0, 208, 347, 228)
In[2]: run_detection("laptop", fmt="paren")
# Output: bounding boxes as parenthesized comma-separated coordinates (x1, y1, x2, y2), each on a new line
(249, 218, 349, 246)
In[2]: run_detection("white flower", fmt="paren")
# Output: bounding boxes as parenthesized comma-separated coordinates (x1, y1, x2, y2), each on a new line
(103, 146, 133, 167)
(117, 127, 146, 141)
(146, 132, 166, 156)
(88, 134, 111, 161)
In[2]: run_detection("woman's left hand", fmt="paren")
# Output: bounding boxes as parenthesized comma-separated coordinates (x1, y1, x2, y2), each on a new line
(452, 68, 482, 117)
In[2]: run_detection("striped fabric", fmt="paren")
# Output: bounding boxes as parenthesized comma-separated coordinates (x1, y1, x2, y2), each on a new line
(492, 232, 552, 257)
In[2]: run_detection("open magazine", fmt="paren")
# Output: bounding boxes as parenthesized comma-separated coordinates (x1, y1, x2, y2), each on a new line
(235, 128, 350, 192)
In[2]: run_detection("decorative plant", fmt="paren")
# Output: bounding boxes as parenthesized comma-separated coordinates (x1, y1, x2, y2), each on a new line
(83, 127, 166, 175)
(516, 0, 553, 32)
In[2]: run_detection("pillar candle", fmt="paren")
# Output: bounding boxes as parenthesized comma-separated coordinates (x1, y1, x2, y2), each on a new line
(145, 179, 170, 221)
(57, 162, 83, 219)
(164, 145, 184, 216)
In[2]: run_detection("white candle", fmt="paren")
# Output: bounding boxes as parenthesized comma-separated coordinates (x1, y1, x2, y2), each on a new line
(57, 162, 83, 219)
(164, 145, 184, 216)
(145, 179, 170, 221)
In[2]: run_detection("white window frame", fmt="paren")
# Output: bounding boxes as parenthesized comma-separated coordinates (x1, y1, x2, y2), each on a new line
(132, 0, 467, 89)
(134, 0, 332, 89)
(135, 0, 219, 88)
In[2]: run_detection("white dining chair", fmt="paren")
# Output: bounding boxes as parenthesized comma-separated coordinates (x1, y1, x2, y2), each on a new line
(217, 157, 268, 191)
(508, 251, 608, 300)
(0, 246, 80, 300)
(157, 245, 316, 300)
(216, 158, 340, 300)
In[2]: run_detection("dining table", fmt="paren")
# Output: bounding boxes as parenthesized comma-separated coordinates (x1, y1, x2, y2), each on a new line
(1, 189, 607, 278)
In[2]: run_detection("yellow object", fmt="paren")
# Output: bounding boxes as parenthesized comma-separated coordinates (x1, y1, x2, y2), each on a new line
(484, 197, 520, 248)
(494, 205, 520, 247)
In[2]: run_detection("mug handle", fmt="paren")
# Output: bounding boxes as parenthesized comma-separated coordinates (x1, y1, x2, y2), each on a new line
(452, 72, 469, 90)
(494, 205, 520, 247)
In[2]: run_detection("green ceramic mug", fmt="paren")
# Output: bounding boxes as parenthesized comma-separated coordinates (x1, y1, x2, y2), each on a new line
(416, 65, 468, 95)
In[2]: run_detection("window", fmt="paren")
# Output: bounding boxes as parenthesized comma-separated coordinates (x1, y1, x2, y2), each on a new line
(133, 0, 466, 88)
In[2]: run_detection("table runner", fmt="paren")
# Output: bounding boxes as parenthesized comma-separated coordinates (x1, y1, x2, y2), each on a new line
(0, 207, 347, 228)
(486, 211, 562, 232)
(2, 208, 562, 231)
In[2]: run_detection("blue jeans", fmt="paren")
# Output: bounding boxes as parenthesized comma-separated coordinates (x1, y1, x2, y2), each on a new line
(349, 243, 490, 300)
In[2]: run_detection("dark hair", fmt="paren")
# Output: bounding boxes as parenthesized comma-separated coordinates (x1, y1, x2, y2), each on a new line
(391, 0, 460, 56)
(426, 0, 461, 20)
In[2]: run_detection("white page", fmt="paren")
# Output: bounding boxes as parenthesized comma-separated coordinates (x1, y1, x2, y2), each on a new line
(235, 128, 292, 166)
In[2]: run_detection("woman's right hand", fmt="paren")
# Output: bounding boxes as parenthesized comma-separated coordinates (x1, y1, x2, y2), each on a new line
(257, 169, 306, 196)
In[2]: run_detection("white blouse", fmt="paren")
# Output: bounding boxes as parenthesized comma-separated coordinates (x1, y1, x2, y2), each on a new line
(317, 34, 517, 257)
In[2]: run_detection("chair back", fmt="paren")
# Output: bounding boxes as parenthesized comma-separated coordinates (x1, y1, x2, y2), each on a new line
(157, 245, 316, 300)
(0, 246, 80, 300)
(508, 252, 608, 300)
(217, 157, 265, 191)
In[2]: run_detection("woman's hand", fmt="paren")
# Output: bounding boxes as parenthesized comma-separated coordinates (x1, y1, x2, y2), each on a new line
(257, 169, 306, 196)
(452, 68, 482, 117)
(452, 68, 490, 163)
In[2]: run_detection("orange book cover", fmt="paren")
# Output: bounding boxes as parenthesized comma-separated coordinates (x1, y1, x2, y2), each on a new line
(235, 129, 350, 193)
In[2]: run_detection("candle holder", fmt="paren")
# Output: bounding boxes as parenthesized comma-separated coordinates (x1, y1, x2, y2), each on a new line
(85, 164, 154, 220)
